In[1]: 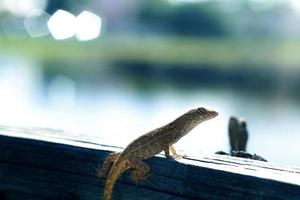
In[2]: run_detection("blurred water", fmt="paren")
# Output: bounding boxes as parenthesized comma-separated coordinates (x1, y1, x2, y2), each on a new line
(0, 55, 300, 167)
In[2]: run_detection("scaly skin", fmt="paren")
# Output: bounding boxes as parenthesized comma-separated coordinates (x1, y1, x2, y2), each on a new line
(98, 107, 218, 200)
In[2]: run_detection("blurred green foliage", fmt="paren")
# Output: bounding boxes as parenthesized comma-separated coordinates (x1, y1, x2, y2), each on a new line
(1, 35, 300, 70)
(138, 1, 227, 36)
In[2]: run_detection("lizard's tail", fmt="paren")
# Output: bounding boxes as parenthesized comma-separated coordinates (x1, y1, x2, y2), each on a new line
(103, 158, 127, 200)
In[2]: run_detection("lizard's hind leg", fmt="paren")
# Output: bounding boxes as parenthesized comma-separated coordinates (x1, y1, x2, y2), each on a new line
(129, 159, 150, 183)
(98, 152, 119, 177)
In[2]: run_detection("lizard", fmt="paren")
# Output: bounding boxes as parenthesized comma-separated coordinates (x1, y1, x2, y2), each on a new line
(98, 107, 218, 200)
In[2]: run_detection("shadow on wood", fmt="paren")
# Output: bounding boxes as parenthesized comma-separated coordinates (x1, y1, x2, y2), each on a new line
(0, 126, 300, 200)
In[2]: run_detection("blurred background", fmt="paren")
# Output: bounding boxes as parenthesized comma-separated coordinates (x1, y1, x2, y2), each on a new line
(0, 0, 300, 166)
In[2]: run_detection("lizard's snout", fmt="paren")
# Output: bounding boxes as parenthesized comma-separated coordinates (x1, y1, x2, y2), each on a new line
(207, 110, 218, 119)
(196, 107, 218, 118)
(210, 110, 218, 117)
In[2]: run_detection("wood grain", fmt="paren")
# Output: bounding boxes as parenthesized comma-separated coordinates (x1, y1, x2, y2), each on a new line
(0, 126, 299, 200)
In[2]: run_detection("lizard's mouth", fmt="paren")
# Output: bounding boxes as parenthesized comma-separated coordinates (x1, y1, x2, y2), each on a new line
(209, 110, 218, 117)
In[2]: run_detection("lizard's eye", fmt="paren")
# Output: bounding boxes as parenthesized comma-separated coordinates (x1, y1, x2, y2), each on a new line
(196, 107, 206, 114)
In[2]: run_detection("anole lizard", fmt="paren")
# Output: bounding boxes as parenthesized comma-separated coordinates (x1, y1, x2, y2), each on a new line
(98, 107, 218, 200)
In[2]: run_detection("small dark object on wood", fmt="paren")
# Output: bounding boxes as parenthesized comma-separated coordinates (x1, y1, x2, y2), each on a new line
(231, 151, 268, 162)
(215, 151, 267, 162)
(229, 116, 248, 152)
(216, 117, 267, 162)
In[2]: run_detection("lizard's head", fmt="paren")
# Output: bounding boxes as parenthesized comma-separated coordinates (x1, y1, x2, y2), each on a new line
(181, 107, 218, 125)
(194, 107, 218, 122)
(176, 107, 218, 132)
(171, 107, 218, 136)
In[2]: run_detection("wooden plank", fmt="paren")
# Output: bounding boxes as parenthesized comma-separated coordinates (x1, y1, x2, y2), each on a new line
(0, 125, 300, 200)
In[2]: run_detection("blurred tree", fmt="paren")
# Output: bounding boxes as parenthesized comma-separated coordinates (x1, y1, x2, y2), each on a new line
(46, 0, 84, 15)
(46, 0, 69, 14)
(138, 1, 227, 37)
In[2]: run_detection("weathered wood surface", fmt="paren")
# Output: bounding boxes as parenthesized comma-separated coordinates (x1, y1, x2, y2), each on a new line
(0, 125, 300, 200)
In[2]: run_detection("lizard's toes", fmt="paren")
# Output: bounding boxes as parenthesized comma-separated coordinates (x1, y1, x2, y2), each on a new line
(172, 153, 185, 160)
(130, 174, 141, 183)
(173, 154, 183, 160)
(98, 170, 106, 178)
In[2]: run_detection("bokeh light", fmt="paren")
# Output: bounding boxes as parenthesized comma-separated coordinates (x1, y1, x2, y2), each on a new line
(47, 9, 102, 41)
(290, 0, 300, 11)
(23, 9, 50, 37)
(76, 11, 102, 41)
(1, 0, 47, 17)
(47, 9, 76, 40)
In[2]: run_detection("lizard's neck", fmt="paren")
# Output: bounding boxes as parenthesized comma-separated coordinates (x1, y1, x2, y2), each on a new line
(178, 119, 200, 135)
(165, 116, 201, 144)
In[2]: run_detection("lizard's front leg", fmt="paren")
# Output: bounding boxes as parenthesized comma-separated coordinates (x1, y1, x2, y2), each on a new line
(129, 159, 150, 183)
(98, 152, 119, 177)
(164, 145, 182, 159)
(169, 145, 183, 159)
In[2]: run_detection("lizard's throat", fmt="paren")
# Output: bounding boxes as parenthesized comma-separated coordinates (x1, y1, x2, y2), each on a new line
(181, 120, 202, 135)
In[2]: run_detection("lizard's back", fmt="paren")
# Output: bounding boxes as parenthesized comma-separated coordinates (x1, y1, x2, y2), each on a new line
(122, 123, 177, 160)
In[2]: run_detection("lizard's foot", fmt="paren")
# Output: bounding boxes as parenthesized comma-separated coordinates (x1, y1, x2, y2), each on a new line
(165, 154, 185, 161)
(98, 170, 106, 177)
(169, 145, 184, 160)
(130, 170, 148, 183)
(173, 153, 185, 160)
(129, 159, 150, 183)
(98, 152, 119, 177)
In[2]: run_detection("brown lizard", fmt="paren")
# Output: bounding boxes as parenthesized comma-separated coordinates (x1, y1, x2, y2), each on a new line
(98, 107, 218, 200)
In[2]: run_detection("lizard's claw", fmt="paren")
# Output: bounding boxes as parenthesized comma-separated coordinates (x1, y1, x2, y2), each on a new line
(98, 164, 111, 178)
(173, 153, 187, 160)
(173, 154, 183, 160)
(168, 145, 185, 160)
(165, 154, 183, 160)
(98, 170, 107, 178)
(130, 171, 146, 183)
